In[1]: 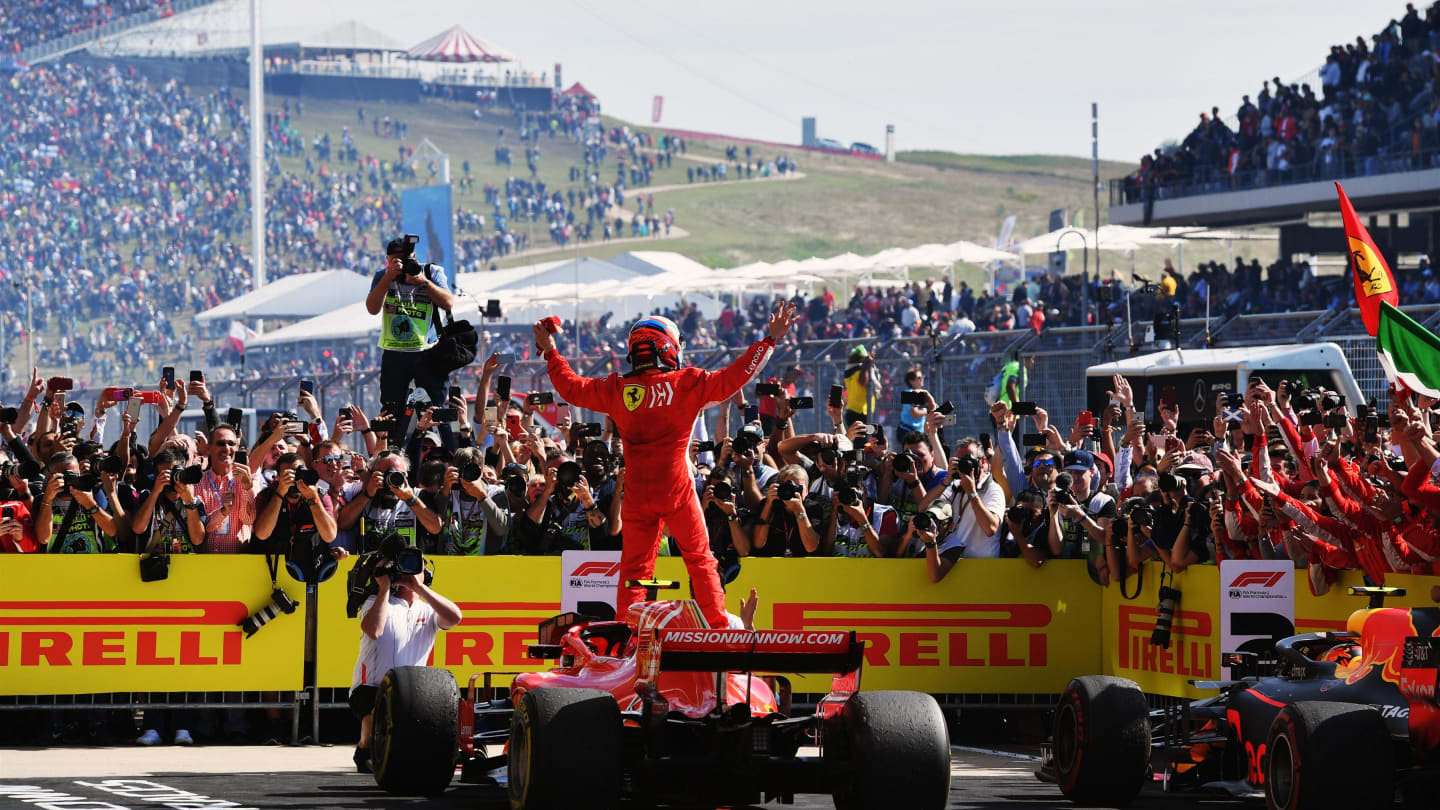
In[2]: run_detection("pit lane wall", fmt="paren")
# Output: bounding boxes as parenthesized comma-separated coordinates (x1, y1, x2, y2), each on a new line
(2, 556, 1435, 699)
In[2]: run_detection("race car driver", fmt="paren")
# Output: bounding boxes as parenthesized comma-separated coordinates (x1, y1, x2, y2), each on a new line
(534, 304, 796, 628)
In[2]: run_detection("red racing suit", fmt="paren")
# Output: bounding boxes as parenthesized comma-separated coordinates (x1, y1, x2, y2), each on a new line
(545, 337, 775, 627)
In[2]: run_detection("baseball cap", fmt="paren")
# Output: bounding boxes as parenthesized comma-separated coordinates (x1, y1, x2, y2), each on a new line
(1063, 449, 1095, 472)
(420, 429, 442, 446)
(849, 345, 869, 359)
(1175, 453, 1215, 475)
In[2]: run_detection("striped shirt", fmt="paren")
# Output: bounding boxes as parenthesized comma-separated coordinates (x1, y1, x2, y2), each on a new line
(197, 468, 256, 553)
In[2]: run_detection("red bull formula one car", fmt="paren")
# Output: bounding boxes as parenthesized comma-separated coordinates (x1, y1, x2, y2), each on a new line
(1037, 587, 1440, 810)
(365, 582, 952, 809)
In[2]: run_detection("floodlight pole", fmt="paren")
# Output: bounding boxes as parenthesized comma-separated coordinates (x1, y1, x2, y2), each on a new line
(249, 0, 266, 291)
(1089, 102, 1100, 343)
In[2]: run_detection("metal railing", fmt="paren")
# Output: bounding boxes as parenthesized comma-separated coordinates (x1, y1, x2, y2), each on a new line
(18, 0, 223, 64)
(7, 306, 1425, 447)
(1109, 145, 1440, 207)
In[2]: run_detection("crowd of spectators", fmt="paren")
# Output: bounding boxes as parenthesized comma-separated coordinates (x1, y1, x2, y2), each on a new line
(1, 0, 162, 55)
(1123, 1, 1440, 200)
(0, 59, 693, 384)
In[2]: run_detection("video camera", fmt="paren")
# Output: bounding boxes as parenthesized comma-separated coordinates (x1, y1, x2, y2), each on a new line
(345, 533, 432, 618)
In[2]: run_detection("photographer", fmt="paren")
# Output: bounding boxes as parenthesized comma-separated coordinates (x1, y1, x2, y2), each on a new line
(929, 439, 1004, 580)
(1047, 450, 1118, 584)
(821, 471, 897, 557)
(436, 447, 513, 555)
(1147, 462, 1213, 573)
(338, 452, 443, 553)
(878, 430, 949, 527)
(511, 460, 591, 554)
(364, 235, 457, 407)
(253, 454, 339, 575)
(129, 448, 206, 554)
(751, 465, 822, 557)
(35, 453, 118, 553)
(350, 562, 462, 774)
(701, 468, 752, 562)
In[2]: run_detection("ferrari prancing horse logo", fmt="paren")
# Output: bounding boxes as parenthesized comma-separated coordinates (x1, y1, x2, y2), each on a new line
(623, 384, 645, 412)
(623, 382, 674, 411)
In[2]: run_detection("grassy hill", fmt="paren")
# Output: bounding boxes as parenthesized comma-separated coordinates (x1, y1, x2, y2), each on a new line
(26, 92, 1271, 382)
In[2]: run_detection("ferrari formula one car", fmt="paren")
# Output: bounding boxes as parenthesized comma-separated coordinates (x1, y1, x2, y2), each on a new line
(1036, 587, 1440, 810)
(366, 581, 952, 809)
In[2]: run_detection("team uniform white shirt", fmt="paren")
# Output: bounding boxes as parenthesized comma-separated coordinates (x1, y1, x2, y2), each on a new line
(350, 593, 440, 694)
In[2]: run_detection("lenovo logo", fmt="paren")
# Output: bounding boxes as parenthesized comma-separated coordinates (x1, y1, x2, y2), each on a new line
(1229, 572, 1284, 588)
(568, 562, 621, 578)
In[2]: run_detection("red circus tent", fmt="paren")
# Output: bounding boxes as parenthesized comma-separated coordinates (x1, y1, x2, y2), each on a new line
(561, 82, 595, 99)
(406, 25, 515, 63)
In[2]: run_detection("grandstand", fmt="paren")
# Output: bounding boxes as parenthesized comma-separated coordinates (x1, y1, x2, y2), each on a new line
(1109, 1, 1440, 269)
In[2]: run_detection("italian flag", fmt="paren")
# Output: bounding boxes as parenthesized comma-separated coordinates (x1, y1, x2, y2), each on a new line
(1377, 301, 1440, 399)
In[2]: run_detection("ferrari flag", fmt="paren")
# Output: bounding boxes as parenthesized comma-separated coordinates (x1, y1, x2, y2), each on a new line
(1377, 301, 1440, 399)
(1336, 182, 1398, 336)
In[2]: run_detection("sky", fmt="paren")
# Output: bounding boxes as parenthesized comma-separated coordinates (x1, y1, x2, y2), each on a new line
(254, 0, 1387, 161)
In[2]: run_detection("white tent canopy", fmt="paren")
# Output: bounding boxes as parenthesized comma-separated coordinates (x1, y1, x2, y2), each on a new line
(194, 270, 372, 323)
(1016, 225, 1182, 256)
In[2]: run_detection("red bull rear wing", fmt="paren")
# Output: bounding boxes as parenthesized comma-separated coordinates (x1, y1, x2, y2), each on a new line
(656, 629, 863, 674)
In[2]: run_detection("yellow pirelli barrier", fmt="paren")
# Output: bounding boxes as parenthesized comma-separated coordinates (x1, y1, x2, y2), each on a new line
(313, 556, 1103, 694)
(6, 555, 1434, 700)
(1101, 565, 1222, 700)
(1102, 564, 1440, 700)
(0, 556, 306, 695)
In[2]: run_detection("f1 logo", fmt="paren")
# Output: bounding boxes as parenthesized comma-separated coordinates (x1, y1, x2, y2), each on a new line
(570, 562, 621, 577)
(1230, 572, 1284, 588)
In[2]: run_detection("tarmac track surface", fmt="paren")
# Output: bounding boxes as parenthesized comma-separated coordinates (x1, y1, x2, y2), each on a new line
(0, 745, 1247, 809)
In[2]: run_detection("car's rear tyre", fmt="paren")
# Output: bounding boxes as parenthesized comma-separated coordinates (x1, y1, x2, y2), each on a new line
(372, 666, 459, 796)
(508, 687, 621, 810)
(1264, 701, 1393, 810)
(1053, 675, 1149, 806)
(831, 691, 950, 810)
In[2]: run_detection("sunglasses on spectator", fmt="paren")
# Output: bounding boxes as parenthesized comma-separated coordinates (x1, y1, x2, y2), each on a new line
(1031, 459, 1055, 469)
(321, 455, 344, 464)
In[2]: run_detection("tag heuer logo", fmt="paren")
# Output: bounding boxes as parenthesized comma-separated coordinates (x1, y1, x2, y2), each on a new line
(623, 384, 645, 412)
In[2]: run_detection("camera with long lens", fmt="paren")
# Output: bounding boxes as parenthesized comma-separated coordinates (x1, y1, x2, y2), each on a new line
(951, 455, 980, 479)
(62, 471, 98, 492)
(501, 463, 528, 499)
(460, 462, 484, 482)
(385, 470, 407, 490)
(99, 454, 126, 476)
(346, 533, 430, 618)
(295, 468, 320, 486)
(731, 428, 760, 457)
(1152, 584, 1182, 648)
(239, 588, 299, 638)
(1053, 471, 1076, 506)
(555, 460, 582, 492)
(777, 479, 803, 502)
(891, 451, 917, 475)
(910, 500, 953, 534)
(836, 471, 864, 507)
(710, 479, 733, 502)
(173, 465, 204, 486)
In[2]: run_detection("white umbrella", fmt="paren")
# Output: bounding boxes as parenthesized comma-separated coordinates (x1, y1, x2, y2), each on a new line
(944, 240, 1021, 265)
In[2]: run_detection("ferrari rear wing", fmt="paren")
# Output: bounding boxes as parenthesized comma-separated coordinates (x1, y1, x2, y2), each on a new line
(654, 628, 864, 674)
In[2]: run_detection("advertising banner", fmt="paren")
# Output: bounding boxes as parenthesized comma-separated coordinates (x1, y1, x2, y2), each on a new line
(1102, 564, 1221, 699)
(399, 184, 454, 271)
(0, 556, 306, 695)
(734, 558, 1101, 693)
(559, 550, 623, 616)
(314, 556, 693, 690)
(1219, 560, 1295, 677)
